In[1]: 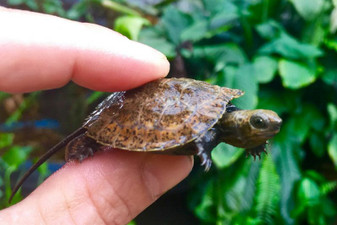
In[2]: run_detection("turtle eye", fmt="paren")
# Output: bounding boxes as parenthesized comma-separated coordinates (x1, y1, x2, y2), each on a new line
(250, 115, 268, 129)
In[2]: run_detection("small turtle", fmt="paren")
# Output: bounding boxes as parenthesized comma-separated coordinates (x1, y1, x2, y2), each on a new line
(9, 78, 282, 202)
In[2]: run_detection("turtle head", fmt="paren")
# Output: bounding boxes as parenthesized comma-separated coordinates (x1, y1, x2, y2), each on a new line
(219, 109, 282, 149)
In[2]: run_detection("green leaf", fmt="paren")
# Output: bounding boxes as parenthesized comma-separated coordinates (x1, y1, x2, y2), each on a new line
(193, 159, 258, 224)
(212, 143, 243, 169)
(0, 133, 14, 149)
(322, 69, 337, 86)
(191, 43, 247, 72)
(127, 221, 137, 225)
(253, 56, 277, 83)
(7, 0, 24, 5)
(194, 180, 217, 223)
(232, 64, 258, 109)
(207, 1, 239, 30)
(259, 33, 323, 60)
(258, 89, 298, 115)
(217, 63, 258, 109)
(283, 104, 323, 144)
(25, 0, 39, 10)
(86, 91, 105, 105)
(203, 0, 237, 15)
(279, 59, 317, 89)
(298, 178, 320, 206)
(309, 133, 326, 157)
(5, 92, 39, 124)
(327, 103, 337, 128)
(328, 134, 337, 168)
(114, 16, 150, 41)
(0, 92, 11, 102)
(66, 0, 91, 20)
(210, 10, 238, 30)
(161, 6, 192, 45)
(324, 38, 337, 52)
(256, 20, 283, 40)
(139, 28, 176, 58)
(43, 0, 66, 16)
(213, 43, 248, 68)
(2, 146, 33, 169)
(37, 160, 50, 184)
(290, 0, 325, 21)
(302, 104, 325, 131)
(330, 8, 337, 33)
(181, 20, 208, 42)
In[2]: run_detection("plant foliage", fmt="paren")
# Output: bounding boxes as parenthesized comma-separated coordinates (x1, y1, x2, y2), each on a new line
(2, 0, 337, 224)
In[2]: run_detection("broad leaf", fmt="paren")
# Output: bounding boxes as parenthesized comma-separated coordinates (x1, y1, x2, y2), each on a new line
(0, 133, 14, 149)
(253, 56, 277, 83)
(322, 69, 337, 86)
(191, 43, 247, 68)
(298, 178, 320, 203)
(181, 20, 208, 42)
(139, 28, 176, 58)
(232, 64, 258, 109)
(161, 6, 192, 45)
(259, 33, 323, 60)
(2, 146, 32, 170)
(257, 89, 299, 115)
(328, 134, 337, 168)
(114, 16, 150, 41)
(327, 103, 337, 128)
(203, 0, 237, 15)
(212, 144, 243, 169)
(279, 59, 317, 89)
(290, 0, 325, 21)
(218, 63, 258, 109)
(309, 133, 326, 157)
(256, 20, 283, 40)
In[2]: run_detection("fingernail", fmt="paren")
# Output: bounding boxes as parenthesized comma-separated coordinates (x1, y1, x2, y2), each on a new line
(124, 40, 170, 75)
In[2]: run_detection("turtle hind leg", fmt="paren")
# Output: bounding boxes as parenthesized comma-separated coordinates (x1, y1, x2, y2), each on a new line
(65, 134, 102, 162)
(194, 128, 221, 172)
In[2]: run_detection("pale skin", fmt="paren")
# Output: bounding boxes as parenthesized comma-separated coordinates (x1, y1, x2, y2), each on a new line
(0, 7, 193, 225)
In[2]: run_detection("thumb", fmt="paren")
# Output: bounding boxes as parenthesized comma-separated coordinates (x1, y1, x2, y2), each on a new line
(0, 151, 193, 225)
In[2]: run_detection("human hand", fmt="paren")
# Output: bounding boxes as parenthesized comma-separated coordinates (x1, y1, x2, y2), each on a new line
(0, 7, 193, 224)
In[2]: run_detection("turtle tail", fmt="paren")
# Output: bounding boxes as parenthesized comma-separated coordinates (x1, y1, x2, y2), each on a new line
(9, 127, 86, 203)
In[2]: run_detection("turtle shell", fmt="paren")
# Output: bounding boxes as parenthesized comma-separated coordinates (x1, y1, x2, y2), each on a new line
(84, 78, 243, 151)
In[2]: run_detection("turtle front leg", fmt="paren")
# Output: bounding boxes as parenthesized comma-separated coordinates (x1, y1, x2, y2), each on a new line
(194, 128, 221, 172)
(245, 144, 268, 160)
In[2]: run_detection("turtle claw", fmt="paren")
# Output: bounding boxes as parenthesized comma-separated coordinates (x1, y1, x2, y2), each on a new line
(201, 158, 212, 172)
(246, 144, 267, 160)
(198, 151, 213, 172)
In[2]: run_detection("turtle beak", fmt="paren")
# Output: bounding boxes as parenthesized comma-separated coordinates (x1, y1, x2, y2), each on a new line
(271, 116, 282, 133)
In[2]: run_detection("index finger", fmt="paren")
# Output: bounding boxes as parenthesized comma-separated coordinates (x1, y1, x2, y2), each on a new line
(0, 7, 170, 93)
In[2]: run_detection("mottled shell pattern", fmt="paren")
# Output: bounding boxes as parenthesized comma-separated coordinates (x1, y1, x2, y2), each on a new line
(84, 78, 243, 151)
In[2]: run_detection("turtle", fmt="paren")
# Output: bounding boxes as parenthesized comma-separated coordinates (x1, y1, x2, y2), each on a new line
(9, 78, 282, 202)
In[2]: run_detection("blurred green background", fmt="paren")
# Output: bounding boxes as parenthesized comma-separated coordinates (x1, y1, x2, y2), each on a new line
(0, 0, 337, 224)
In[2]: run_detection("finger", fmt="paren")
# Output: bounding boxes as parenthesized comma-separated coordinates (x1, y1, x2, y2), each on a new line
(1, 151, 193, 225)
(0, 7, 170, 93)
